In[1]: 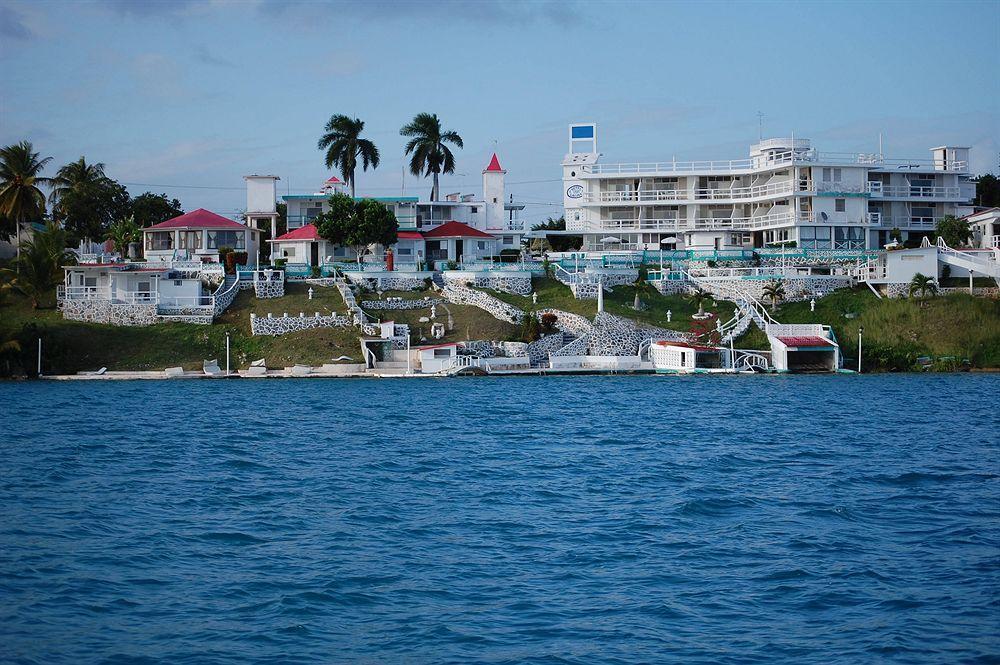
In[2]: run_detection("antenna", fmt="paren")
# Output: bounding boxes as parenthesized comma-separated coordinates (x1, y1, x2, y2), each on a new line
(878, 132, 883, 158)
(757, 111, 764, 141)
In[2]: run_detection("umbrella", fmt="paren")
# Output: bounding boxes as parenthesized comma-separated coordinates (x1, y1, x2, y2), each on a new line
(660, 237, 677, 245)
(600, 236, 622, 243)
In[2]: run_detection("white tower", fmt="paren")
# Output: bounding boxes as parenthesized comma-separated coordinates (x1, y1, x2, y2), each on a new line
(244, 174, 280, 265)
(562, 123, 599, 234)
(482, 153, 506, 231)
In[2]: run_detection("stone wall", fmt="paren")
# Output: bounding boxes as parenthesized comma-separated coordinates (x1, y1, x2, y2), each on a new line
(526, 333, 569, 366)
(362, 298, 443, 310)
(652, 278, 691, 295)
(551, 333, 590, 357)
(696, 276, 851, 303)
(458, 340, 529, 358)
(441, 283, 525, 325)
(61, 300, 159, 326)
(250, 312, 353, 336)
(939, 286, 1000, 299)
(536, 308, 593, 336)
(346, 274, 429, 292)
(158, 314, 213, 325)
(443, 273, 533, 296)
(588, 312, 685, 356)
(254, 275, 285, 299)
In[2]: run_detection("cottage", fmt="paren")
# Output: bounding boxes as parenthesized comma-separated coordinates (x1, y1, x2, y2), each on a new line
(143, 209, 260, 265)
(650, 340, 727, 373)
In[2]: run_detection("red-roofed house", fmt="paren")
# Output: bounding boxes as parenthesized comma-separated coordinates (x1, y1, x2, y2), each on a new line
(269, 223, 357, 266)
(143, 209, 260, 264)
(767, 324, 840, 372)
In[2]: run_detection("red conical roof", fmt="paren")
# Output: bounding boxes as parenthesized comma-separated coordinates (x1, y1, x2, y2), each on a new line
(484, 153, 504, 173)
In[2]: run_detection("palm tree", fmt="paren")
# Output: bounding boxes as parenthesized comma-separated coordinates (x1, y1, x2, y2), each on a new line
(1, 222, 75, 308)
(48, 156, 109, 212)
(317, 115, 380, 198)
(0, 141, 53, 269)
(107, 215, 140, 256)
(632, 268, 654, 310)
(761, 280, 786, 312)
(685, 287, 711, 317)
(400, 113, 463, 201)
(908, 272, 937, 301)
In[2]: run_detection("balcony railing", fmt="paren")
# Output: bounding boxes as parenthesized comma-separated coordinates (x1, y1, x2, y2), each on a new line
(876, 216, 946, 229)
(584, 150, 968, 176)
(584, 180, 798, 204)
(866, 183, 963, 199)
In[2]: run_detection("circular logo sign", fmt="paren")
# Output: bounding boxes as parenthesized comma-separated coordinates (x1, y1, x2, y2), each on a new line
(566, 185, 584, 199)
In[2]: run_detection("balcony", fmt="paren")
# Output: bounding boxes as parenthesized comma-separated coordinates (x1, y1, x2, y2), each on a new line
(875, 216, 946, 229)
(866, 182, 963, 199)
(582, 180, 797, 204)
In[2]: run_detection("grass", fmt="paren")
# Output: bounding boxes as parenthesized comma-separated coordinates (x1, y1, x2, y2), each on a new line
(359, 289, 520, 344)
(734, 287, 1000, 371)
(481, 276, 736, 333)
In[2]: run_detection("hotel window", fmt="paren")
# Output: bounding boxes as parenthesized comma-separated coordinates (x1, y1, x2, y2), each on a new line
(835, 199, 846, 213)
(207, 230, 245, 250)
(477, 241, 486, 250)
(800, 226, 831, 249)
(283, 247, 296, 258)
(179, 231, 202, 249)
(502, 235, 514, 245)
(822, 167, 843, 182)
(145, 231, 173, 251)
(470, 207, 478, 213)
(912, 206, 934, 220)
(397, 247, 412, 256)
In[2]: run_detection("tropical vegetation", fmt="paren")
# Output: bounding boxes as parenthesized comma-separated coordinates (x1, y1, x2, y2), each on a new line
(908, 272, 937, 300)
(314, 193, 398, 266)
(49, 157, 130, 241)
(400, 113, 463, 201)
(317, 115, 380, 198)
(761, 280, 786, 312)
(107, 215, 141, 256)
(934, 214, 972, 248)
(0, 141, 52, 247)
(1, 222, 75, 308)
(685, 287, 712, 317)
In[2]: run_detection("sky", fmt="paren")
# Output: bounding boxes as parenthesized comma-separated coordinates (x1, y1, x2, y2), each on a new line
(1, 0, 998, 226)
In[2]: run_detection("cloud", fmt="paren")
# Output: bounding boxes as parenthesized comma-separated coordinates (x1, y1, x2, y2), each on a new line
(257, 0, 589, 26)
(101, 0, 199, 18)
(194, 45, 236, 68)
(0, 2, 33, 40)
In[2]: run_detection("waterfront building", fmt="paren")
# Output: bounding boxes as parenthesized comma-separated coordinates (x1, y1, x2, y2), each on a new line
(561, 123, 975, 253)
(272, 153, 526, 267)
(143, 209, 261, 265)
(966, 207, 1000, 249)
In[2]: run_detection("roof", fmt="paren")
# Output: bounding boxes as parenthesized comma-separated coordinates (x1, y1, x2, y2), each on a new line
(961, 207, 1000, 221)
(325, 175, 343, 184)
(652, 340, 717, 351)
(415, 342, 458, 351)
(147, 208, 249, 230)
(484, 153, 504, 173)
(422, 221, 495, 239)
(777, 336, 835, 348)
(65, 263, 171, 272)
(398, 231, 423, 240)
(273, 224, 320, 242)
(281, 195, 419, 202)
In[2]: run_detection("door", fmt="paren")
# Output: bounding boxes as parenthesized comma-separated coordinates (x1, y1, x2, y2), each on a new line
(310, 242, 319, 266)
(455, 239, 463, 262)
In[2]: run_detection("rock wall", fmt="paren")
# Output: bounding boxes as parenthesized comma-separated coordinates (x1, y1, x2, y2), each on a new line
(551, 333, 590, 357)
(347, 275, 428, 292)
(159, 314, 213, 325)
(587, 312, 685, 356)
(254, 276, 285, 299)
(536, 308, 593, 336)
(696, 276, 851, 303)
(444, 273, 533, 296)
(362, 298, 443, 310)
(458, 340, 529, 358)
(526, 333, 569, 366)
(653, 279, 691, 295)
(441, 283, 525, 325)
(250, 312, 353, 336)
(61, 300, 159, 326)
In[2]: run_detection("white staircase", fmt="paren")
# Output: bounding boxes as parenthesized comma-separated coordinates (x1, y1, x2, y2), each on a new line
(934, 237, 1000, 285)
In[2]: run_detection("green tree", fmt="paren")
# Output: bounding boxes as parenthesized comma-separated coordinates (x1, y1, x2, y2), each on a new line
(0, 141, 52, 256)
(761, 280, 786, 312)
(935, 214, 972, 248)
(314, 193, 398, 266)
(130, 192, 183, 227)
(107, 215, 141, 256)
(685, 287, 711, 317)
(400, 113, 463, 201)
(1, 222, 75, 308)
(49, 157, 128, 241)
(632, 266, 654, 310)
(908, 272, 937, 300)
(317, 115, 380, 198)
(974, 173, 999, 207)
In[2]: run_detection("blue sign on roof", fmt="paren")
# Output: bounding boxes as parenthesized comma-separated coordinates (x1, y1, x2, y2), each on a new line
(571, 125, 595, 139)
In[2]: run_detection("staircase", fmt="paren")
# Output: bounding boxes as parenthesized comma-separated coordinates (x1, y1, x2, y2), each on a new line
(431, 273, 446, 289)
(935, 237, 1000, 285)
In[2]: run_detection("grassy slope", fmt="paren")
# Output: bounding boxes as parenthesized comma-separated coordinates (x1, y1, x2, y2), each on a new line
(482, 277, 736, 333)
(359, 290, 519, 344)
(734, 288, 1000, 370)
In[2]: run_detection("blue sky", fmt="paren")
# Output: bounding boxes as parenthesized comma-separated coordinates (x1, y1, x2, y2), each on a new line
(1, 0, 997, 225)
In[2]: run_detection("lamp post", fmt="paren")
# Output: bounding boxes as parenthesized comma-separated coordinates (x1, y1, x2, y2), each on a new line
(225, 332, 231, 377)
(857, 326, 863, 374)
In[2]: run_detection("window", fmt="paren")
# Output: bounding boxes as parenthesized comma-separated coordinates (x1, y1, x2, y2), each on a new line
(492, 197, 498, 204)
(822, 167, 843, 183)
(145, 231, 173, 251)
(834, 168, 842, 181)
(433, 348, 452, 358)
(179, 231, 202, 249)
(470, 206, 478, 213)
(477, 241, 486, 250)
(502, 235, 514, 245)
(174, 280, 182, 286)
(397, 247, 412, 256)
(835, 199, 846, 213)
(283, 247, 296, 258)
(207, 230, 245, 250)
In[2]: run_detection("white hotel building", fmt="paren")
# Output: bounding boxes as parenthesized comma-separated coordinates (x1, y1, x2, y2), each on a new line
(561, 124, 975, 253)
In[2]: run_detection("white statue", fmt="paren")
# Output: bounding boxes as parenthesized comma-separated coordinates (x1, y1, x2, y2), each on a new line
(430, 304, 437, 319)
(532, 292, 538, 305)
(666, 309, 672, 323)
(810, 298, 816, 312)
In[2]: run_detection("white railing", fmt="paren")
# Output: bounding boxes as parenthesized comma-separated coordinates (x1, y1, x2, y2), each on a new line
(584, 180, 798, 204)
(584, 150, 967, 176)
(159, 295, 215, 308)
(444, 355, 491, 373)
(877, 216, 944, 229)
(585, 211, 823, 232)
(61, 286, 110, 300)
(867, 183, 963, 198)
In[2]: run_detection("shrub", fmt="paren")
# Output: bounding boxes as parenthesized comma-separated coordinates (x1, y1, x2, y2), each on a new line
(446, 260, 458, 271)
(311, 265, 321, 278)
(540, 312, 558, 333)
(273, 258, 287, 268)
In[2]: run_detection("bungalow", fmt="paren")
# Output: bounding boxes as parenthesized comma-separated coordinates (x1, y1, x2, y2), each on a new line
(766, 324, 840, 372)
(650, 340, 727, 373)
(143, 209, 260, 265)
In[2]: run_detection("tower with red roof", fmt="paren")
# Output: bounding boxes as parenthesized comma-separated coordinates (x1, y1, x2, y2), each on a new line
(482, 152, 506, 231)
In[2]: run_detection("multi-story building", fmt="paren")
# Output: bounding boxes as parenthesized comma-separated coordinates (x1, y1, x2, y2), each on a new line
(561, 123, 975, 253)
(276, 153, 526, 265)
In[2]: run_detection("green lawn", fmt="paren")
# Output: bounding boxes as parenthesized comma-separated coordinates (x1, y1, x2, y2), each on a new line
(360, 289, 520, 344)
(734, 288, 1000, 370)
(481, 276, 736, 333)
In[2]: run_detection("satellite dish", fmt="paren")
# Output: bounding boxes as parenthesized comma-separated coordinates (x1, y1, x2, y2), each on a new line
(820, 211, 829, 221)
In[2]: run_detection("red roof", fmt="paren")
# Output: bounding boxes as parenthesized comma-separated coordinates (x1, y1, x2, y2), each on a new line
(484, 153, 504, 173)
(777, 336, 834, 348)
(273, 223, 320, 242)
(148, 208, 248, 230)
(422, 221, 494, 239)
(398, 230, 423, 240)
(325, 176, 342, 184)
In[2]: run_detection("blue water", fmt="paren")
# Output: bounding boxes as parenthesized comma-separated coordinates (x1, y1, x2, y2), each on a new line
(1, 375, 998, 664)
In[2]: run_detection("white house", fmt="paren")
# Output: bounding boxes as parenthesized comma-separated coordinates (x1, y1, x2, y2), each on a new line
(966, 208, 1000, 249)
(766, 324, 840, 372)
(143, 209, 260, 265)
(649, 340, 726, 373)
(559, 123, 975, 253)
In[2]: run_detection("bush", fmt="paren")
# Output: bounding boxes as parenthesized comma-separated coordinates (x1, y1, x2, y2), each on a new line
(273, 258, 287, 268)
(223, 251, 248, 275)
(311, 265, 321, 278)
(540, 312, 558, 333)
(446, 260, 458, 271)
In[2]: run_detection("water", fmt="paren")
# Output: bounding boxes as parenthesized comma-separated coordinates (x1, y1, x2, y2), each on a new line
(1, 375, 998, 664)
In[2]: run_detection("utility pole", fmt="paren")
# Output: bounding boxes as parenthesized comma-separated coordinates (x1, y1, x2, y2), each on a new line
(225, 332, 231, 377)
(857, 326, 864, 374)
(757, 111, 764, 141)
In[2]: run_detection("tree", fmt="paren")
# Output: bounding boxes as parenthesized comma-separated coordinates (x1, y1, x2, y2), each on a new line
(761, 280, 786, 312)
(935, 215, 972, 248)
(531, 216, 581, 252)
(130, 192, 183, 227)
(317, 115, 380, 198)
(400, 113, 463, 201)
(0, 141, 52, 263)
(1, 222, 75, 308)
(632, 266, 654, 311)
(974, 173, 999, 208)
(685, 287, 711, 317)
(49, 157, 127, 241)
(908, 272, 937, 300)
(107, 215, 140, 256)
(314, 193, 398, 266)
